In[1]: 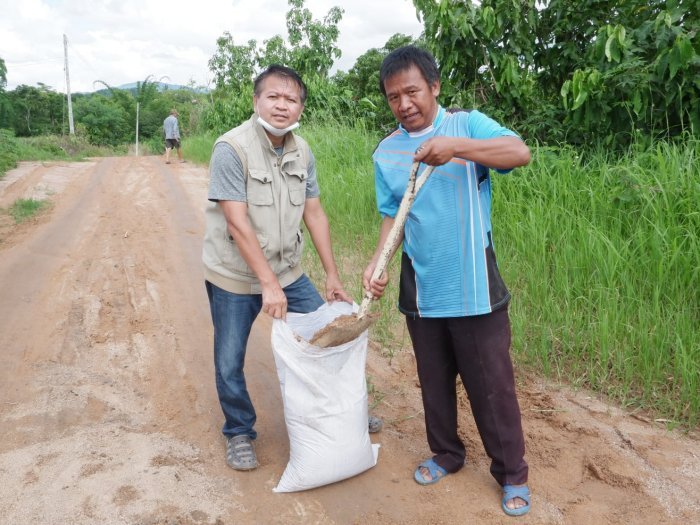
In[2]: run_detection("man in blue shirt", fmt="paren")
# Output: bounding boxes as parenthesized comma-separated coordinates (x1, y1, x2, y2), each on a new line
(363, 46, 532, 517)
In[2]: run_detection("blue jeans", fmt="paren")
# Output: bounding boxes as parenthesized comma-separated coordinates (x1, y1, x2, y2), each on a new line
(205, 275, 324, 439)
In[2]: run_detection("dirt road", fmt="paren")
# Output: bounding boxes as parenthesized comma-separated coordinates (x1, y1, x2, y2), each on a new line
(0, 157, 698, 525)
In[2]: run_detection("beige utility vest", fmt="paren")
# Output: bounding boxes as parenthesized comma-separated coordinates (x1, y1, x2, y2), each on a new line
(202, 114, 310, 294)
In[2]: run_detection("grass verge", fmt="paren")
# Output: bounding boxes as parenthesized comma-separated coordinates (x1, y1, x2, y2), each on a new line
(10, 198, 48, 223)
(141, 133, 216, 165)
(1, 131, 120, 180)
(0, 129, 20, 179)
(497, 139, 699, 427)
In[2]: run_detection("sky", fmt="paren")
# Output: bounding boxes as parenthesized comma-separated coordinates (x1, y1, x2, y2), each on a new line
(1, 0, 424, 93)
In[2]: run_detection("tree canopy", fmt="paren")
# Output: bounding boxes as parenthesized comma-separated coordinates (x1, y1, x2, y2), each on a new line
(208, 0, 344, 95)
(0, 57, 7, 91)
(413, 0, 699, 144)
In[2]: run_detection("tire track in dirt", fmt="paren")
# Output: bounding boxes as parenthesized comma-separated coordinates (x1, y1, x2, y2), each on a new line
(0, 157, 234, 524)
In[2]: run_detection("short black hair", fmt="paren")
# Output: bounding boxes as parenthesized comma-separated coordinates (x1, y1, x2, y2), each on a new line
(253, 65, 307, 104)
(379, 46, 440, 97)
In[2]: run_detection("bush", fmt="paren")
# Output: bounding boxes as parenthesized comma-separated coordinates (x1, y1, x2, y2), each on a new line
(0, 128, 19, 178)
(201, 85, 254, 136)
(73, 95, 131, 146)
(15, 133, 120, 160)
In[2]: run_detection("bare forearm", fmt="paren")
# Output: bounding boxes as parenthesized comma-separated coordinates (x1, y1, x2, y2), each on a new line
(416, 136, 530, 169)
(304, 207, 339, 279)
(454, 136, 530, 168)
(304, 199, 352, 302)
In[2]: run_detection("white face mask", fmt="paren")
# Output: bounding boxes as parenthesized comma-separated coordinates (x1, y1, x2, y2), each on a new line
(256, 115, 300, 137)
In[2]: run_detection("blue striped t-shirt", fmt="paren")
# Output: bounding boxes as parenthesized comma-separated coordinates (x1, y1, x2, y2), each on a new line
(373, 106, 519, 318)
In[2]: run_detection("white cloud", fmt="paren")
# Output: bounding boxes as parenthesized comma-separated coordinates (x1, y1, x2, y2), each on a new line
(17, 0, 53, 21)
(0, 0, 423, 93)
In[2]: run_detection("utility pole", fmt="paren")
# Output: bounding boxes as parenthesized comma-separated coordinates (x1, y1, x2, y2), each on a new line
(63, 34, 75, 135)
(135, 102, 140, 156)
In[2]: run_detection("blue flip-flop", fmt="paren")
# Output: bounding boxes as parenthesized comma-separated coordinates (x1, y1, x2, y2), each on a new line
(413, 458, 448, 485)
(501, 484, 531, 516)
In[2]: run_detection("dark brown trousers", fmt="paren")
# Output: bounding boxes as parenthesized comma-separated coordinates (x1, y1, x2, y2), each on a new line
(406, 306, 528, 486)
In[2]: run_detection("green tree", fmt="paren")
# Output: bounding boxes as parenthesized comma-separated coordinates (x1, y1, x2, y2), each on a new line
(73, 95, 130, 146)
(0, 57, 6, 90)
(558, 0, 700, 141)
(201, 84, 255, 135)
(258, 35, 290, 69)
(6, 84, 64, 136)
(134, 75, 172, 139)
(285, 0, 344, 79)
(0, 57, 10, 130)
(88, 76, 185, 144)
(208, 32, 258, 93)
(414, 0, 700, 145)
(208, 0, 344, 90)
(344, 33, 415, 99)
(91, 80, 137, 143)
(413, 0, 541, 126)
(334, 33, 418, 131)
(205, 0, 345, 133)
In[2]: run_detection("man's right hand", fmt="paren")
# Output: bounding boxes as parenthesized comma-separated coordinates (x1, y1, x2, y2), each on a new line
(363, 262, 389, 300)
(261, 282, 287, 320)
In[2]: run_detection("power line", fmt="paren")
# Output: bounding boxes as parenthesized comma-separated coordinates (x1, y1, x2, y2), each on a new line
(67, 41, 104, 84)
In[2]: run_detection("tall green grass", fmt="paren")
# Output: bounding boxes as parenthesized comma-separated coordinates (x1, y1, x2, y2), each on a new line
(496, 140, 699, 427)
(304, 125, 699, 427)
(141, 133, 217, 166)
(181, 133, 219, 165)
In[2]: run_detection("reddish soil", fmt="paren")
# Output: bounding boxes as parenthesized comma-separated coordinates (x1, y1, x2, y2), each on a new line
(0, 157, 698, 524)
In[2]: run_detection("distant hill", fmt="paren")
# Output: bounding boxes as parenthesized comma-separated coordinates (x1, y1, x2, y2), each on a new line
(93, 82, 209, 95)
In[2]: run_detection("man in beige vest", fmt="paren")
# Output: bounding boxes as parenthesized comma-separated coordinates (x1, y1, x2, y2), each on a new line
(203, 65, 379, 472)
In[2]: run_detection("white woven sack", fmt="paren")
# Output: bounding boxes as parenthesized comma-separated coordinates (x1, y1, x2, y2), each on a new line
(271, 301, 379, 493)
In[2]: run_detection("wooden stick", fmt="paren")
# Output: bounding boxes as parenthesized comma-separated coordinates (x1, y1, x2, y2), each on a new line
(358, 162, 435, 317)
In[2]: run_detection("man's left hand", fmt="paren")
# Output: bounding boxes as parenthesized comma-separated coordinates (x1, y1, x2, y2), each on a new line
(325, 274, 352, 304)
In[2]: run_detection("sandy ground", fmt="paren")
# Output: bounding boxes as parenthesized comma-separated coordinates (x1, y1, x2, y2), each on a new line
(0, 157, 698, 525)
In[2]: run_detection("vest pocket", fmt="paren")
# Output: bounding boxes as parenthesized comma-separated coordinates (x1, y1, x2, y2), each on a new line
(289, 188, 305, 205)
(285, 168, 307, 206)
(248, 169, 274, 205)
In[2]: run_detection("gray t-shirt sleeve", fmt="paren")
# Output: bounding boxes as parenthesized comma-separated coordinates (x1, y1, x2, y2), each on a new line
(306, 149, 320, 199)
(208, 142, 246, 202)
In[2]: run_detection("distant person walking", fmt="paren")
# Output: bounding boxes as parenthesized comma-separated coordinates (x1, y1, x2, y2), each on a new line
(163, 109, 184, 164)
